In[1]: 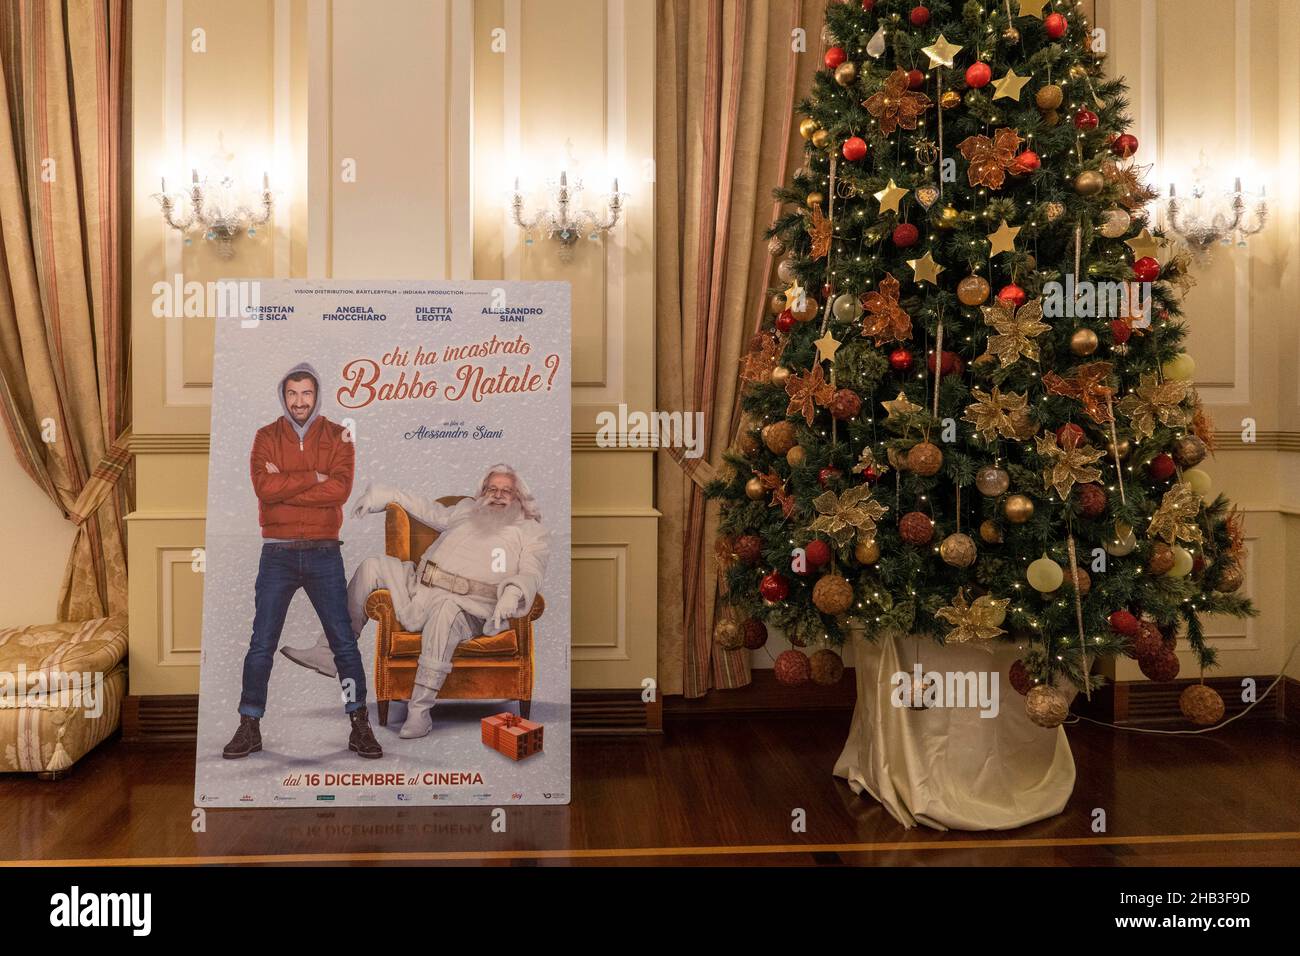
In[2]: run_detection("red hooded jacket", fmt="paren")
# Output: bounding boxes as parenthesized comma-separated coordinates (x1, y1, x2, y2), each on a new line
(250, 415, 354, 541)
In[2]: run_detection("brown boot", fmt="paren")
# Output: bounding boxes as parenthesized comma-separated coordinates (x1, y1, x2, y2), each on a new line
(222, 715, 262, 759)
(348, 707, 383, 759)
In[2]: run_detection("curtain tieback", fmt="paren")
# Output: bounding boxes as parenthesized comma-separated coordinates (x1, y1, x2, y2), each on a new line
(664, 445, 718, 491)
(68, 426, 133, 526)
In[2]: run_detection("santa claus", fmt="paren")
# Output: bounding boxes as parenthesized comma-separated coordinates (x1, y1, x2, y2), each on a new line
(339, 464, 549, 738)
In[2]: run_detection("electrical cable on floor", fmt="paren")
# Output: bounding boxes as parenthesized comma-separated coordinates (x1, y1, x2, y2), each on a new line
(1063, 636, 1300, 736)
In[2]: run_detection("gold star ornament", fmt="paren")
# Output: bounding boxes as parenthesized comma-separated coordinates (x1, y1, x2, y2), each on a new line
(882, 391, 923, 421)
(783, 283, 806, 311)
(907, 250, 945, 285)
(1015, 0, 1045, 19)
(922, 34, 964, 69)
(874, 179, 910, 215)
(814, 329, 842, 365)
(1125, 228, 1160, 262)
(988, 219, 1021, 256)
(991, 68, 1031, 102)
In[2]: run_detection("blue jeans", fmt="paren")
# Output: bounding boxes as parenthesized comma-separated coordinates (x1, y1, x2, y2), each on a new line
(238, 542, 367, 719)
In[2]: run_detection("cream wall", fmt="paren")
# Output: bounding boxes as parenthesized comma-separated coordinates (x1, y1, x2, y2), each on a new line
(0, 442, 76, 628)
(126, 0, 656, 695)
(1101, 0, 1300, 682)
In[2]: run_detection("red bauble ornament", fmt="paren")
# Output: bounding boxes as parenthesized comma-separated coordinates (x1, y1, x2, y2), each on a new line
(1107, 609, 1141, 637)
(1133, 256, 1160, 282)
(1008, 659, 1034, 696)
(830, 387, 861, 420)
(821, 282, 836, 299)
(1111, 133, 1139, 158)
(1110, 319, 1132, 345)
(759, 571, 790, 603)
(997, 283, 1027, 307)
(1076, 482, 1107, 518)
(909, 5, 930, 27)
(927, 349, 964, 377)
(774, 649, 812, 685)
(899, 511, 935, 545)
(742, 618, 769, 650)
(1056, 423, 1085, 446)
(1148, 453, 1176, 482)
(1139, 647, 1180, 682)
(889, 348, 914, 372)
(965, 62, 992, 88)
(861, 0, 875, 10)
(842, 136, 868, 162)
(1192, 554, 1206, 576)
(1073, 108, 1099, 130)
(805, 538, 832, 569)
(905, 68, 924, 90)
(1132, 621, 1165, 660)
(1013, 150, 1041, 174)
(735, 534, 763, 565)
(817, 466, 842, 488)
(860, 465, 881, 484)
(892, 222, 920, 248)
(776, 310, 796, 334)
(824, 47, 846, 70)
(1044, 12, 1068, 39)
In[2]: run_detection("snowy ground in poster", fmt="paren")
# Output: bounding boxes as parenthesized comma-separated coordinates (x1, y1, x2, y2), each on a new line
(195, 280, 570, 807)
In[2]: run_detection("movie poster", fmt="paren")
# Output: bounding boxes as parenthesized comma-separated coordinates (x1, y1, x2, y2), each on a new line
(195, 279, 570, 807)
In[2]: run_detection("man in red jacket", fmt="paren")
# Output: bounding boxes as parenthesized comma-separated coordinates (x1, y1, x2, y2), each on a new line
(221, 361, 382, 760)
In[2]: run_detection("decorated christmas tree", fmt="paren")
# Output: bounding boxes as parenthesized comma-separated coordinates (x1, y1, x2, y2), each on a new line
(707, 0, 1256, 727)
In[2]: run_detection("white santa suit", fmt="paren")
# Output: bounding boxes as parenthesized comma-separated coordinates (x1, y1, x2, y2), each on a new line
(347, 484, 550, 692)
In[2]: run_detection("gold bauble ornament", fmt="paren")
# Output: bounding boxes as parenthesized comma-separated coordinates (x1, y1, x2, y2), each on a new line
(770, 365, 792, 387)
(975, 465, 1010, 497)
(793, 296, 820, 322)
(767, 236, 787, 257)
(1173, 435, 1207, 468)
(939, 532, 977, 568)
(907, 441, 944, 477)
(1104, 522, 1138, 556)
(979, 519, 1004, 544)
(1074, 170, 1105, 196)
(1163, 353, 1197, 381)
(1004, 494, 1035, 524)
(776, 257, 797, 283)
(1070, 328, 1099, 356)
(1042, 109, 1060, 127)
(1098, 207, 1132, 238)
(745, 477, 766, 500)
(738, 432, 761, 456)
(1184, 467, 1212, 499)
(770, 293, 788, 315)
(936, 206, 961, 229)
(1147, 541, 1175, 575)
(1068, 63, 1089, 80)
(1044, 201, 1066, 222)
(811, 129, 832, 150)
(810, 648, 845, 685)
(799, 117, 819, 140)
(940, 90, 961, 109)
(812, 573, 854, 616)
(1216, 560, 1244, 593)
(761, 420, 797, 455)
(1026, 685, 1070, 728)
(854, 537, 881, 565)
(1002, 25, 1021, 44)
(957, 275, 991, 306)
(806, 190, 825, 208)
(1066, 566, 1091, 596)
(1027, 555, 1065, 592)
(1106, 438, 1132, 461)
(713, 618, 743, 650)
(786, 444, 806, 467)
(834, 61, 858, 87)
(1179, 684, 1225, 726)
(1035, 84, 1063, 111)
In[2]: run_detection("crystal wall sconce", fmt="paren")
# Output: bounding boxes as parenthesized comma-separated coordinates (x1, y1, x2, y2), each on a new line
(154, 170, 274, 260)
(1165, 174, 1267, 256)
(511, 171, 624, 263)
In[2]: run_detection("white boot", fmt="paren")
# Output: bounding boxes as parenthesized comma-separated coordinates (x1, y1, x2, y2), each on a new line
(280, 634, 338, 678)
(398, 682, 440, 739)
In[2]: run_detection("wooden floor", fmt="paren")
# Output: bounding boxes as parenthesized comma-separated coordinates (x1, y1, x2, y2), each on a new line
(2, 713, 1298, 866)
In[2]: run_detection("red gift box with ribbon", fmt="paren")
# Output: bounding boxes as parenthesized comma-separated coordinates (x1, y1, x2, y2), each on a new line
(481, 712, 544, 761)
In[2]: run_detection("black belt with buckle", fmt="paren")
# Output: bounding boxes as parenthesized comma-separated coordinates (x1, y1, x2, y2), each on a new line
(265, 539, 342, 550)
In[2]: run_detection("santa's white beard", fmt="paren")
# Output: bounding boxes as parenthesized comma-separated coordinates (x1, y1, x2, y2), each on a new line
(471, 496, 522, 531)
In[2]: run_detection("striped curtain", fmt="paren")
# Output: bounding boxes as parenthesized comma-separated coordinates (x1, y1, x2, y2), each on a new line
(0, 0, 129, 622)
(655, 0, 829, 697)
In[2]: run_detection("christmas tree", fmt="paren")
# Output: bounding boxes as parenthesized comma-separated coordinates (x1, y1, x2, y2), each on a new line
(707, 0, 1256, 727)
